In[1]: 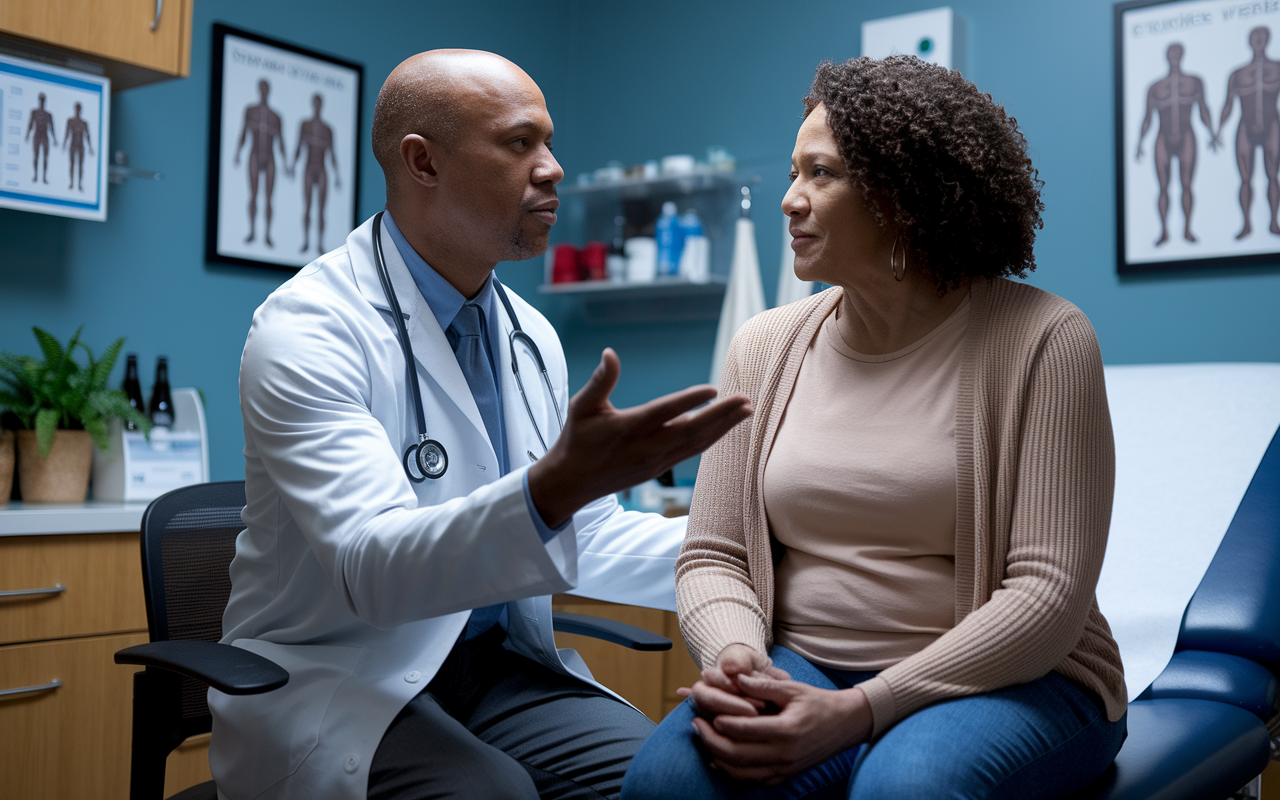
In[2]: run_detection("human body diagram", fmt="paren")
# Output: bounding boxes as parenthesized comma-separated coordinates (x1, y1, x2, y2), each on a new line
(291, 93, 341, 253)
(1215, 26, 1280, 239)
(234, 80, 288, 247)
(1135, 28, 1280, 246)
(63, 102, 95, 192)
(1136, 44, 1216, 245)
(24, 93, 58, 184)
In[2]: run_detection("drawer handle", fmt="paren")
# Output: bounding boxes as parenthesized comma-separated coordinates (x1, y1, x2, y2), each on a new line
(0, 583, 66, 599)
(0, 679, 63, 699)
(150, 0, 163, 31)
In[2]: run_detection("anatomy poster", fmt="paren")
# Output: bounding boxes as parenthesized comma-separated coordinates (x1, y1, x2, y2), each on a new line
(1118, 0, 1280, 273)
(206, 24, 362, 270)
(0, 53, 108, 221)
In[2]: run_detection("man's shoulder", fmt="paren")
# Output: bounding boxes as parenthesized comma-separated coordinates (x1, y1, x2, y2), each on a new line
(251, 245, 369, 330)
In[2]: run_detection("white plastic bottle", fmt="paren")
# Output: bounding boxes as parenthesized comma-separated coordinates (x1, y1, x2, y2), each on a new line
(677, 209, 710, 282)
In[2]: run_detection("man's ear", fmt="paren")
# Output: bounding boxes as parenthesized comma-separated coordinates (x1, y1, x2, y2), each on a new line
(399, 134, 439, 188)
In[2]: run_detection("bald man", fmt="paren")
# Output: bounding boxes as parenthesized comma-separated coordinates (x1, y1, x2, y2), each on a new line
(215, 50, 751, 800)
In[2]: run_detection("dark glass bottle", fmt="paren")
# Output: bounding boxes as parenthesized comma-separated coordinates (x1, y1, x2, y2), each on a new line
(122, 354, 145, 431)
(148, 357, 174, 428)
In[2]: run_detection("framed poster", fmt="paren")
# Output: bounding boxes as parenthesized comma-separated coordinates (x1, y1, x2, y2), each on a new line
(1117, 0, 1280, 274)
(0, 53, 109, 221)
(206, 24, 362, 270)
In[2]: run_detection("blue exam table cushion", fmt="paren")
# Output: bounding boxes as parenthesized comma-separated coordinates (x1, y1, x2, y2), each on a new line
(1070, 698, 1269, 800)
(1179, 429, 1280, 661)
(1138, 650, 1277, 717)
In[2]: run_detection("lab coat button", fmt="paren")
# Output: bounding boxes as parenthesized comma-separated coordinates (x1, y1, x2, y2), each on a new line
(344, 754, 360, 773)
(404, 671, 421, 683)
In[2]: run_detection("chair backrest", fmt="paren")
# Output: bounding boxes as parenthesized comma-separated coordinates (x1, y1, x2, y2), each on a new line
(1178, 429, 1280, 662)
(138, 481, 246, 726)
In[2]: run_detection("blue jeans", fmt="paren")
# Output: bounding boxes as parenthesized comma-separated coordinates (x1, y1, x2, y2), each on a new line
(621, 647, 1126, 800)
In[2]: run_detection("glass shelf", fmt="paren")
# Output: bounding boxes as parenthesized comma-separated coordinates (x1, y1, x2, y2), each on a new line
(562, 170, 760, 198)
(537, 276, 728, 325)
(537, 274, 727, 296)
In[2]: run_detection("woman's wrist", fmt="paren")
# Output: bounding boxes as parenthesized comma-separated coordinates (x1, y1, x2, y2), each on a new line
(836, 687, 874, 745)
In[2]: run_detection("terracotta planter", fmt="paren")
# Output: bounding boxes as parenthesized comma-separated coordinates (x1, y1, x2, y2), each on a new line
(0, 430, 13, 505)
(17, 429, 93, 503)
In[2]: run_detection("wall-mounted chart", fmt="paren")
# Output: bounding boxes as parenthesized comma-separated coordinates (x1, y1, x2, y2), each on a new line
(0, 53, 109, 221)
(1118, 0, 1280, 273)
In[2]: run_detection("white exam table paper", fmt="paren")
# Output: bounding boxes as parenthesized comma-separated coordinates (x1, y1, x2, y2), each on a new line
(1095, 363, 1280, 701)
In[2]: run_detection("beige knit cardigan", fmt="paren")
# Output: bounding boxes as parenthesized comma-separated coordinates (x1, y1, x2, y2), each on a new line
(676, 277, 1127, 738)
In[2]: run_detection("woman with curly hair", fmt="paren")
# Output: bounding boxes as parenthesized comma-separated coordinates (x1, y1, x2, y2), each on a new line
(621, 56, 1127, 800)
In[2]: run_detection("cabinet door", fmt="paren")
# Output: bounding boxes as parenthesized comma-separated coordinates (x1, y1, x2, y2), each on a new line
(0, 532, 148, 646)
(0, 0, 191, 77)
(0, 631, 148, 800)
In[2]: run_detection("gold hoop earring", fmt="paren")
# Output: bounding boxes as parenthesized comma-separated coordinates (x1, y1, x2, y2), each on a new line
(890, 235, 906, 282)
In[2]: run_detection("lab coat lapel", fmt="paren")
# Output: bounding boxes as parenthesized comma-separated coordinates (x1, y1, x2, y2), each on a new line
(496, 301, 555, 472)
(349, 216, 493, 454)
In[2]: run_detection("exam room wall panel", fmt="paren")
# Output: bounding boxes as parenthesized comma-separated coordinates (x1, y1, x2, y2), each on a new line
(0, 0, 575, 483)
(534, 0, 1280, 464)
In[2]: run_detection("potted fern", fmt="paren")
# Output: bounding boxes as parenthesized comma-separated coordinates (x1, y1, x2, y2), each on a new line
(0, 327, 150, 503)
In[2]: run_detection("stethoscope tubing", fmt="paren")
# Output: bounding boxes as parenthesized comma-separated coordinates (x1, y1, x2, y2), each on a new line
(371, 211, 563, 481)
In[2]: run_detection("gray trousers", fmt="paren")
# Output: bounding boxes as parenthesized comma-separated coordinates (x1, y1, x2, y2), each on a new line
(368, 626, 656, 800)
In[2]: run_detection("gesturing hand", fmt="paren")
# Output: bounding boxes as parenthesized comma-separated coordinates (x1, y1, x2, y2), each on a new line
(692, 676, 873, 785)
(527, 348, 751, 528)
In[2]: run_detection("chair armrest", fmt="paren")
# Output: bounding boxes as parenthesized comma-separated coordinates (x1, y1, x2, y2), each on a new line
(115, 640, 289, 695)
(551, 611, 672, 651)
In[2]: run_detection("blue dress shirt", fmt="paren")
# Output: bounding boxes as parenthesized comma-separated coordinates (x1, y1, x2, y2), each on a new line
(382, 212, 563, 546)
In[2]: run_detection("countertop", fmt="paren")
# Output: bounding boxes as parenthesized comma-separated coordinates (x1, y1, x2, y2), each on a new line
(0, 502, 149, 536)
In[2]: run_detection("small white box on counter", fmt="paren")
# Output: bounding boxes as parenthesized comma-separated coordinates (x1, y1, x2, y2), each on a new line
(92, 388, 209, 503)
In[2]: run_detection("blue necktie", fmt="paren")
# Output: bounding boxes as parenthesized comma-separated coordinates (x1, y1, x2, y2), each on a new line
(447, 302, 508, 639)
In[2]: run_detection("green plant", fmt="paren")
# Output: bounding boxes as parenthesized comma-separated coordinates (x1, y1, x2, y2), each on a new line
(0, 326, 151, 458)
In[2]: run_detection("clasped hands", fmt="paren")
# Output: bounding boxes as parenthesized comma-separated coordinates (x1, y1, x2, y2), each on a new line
(679, 644, 874, 786)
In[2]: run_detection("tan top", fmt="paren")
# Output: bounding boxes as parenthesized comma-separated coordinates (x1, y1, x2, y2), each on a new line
(767, 297, 969, 670)
(677, 278, 1126, 738)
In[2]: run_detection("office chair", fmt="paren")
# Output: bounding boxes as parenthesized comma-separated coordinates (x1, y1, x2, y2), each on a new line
(114, 481, 672, 800)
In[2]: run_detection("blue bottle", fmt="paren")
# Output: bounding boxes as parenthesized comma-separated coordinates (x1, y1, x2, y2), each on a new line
(655, 201, 685, 277)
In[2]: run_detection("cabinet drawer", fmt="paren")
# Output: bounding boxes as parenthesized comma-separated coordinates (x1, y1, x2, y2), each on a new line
(0, 0, 192, 77)
(0, 631, 148, 800)
(0, 533, 148, 645)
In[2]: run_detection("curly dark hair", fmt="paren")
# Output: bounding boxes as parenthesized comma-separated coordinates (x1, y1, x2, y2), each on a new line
(803, 56, 1043, 291)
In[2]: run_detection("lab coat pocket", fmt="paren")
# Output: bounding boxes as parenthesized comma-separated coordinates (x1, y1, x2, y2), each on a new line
(208, 641, 364, 799)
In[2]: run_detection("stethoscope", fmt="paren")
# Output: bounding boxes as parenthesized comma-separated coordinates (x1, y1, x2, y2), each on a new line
(371, 211, 565, 482)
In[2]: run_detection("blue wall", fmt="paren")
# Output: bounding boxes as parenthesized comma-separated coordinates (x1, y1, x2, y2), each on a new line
(552, 0, 1280, 403)
(0, 0, 572, 482)
(2, 0, 1278, 483)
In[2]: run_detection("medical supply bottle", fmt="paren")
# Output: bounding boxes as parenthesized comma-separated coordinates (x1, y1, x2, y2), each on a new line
(677, 209, 710, 283)
(607, 215, 627, 281)
(122, 354, 145, 431)
(655, 201, 684, 277)
(148, 357, 174, 429)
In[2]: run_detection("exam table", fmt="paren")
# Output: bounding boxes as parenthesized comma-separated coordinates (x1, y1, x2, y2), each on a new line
(1070, 426, 1280, 799)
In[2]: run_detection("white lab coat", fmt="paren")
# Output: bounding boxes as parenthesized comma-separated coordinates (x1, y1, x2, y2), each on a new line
(210, 215, 684, 800)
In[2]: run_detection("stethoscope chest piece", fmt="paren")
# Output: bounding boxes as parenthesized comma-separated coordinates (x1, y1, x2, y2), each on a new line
(405, 437, 448, 482)
(371, 210, 561, 485)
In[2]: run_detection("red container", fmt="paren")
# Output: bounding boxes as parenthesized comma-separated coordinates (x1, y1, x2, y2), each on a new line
(551, 244, 580, 283)
(580, 241, 608, 281)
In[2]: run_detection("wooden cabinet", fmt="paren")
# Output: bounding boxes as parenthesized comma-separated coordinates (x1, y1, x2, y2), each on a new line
(0, 531, 210, 800)
(0, 631, 149, 798)
(0, 0, 192, 90)
(0, 530, 688, 799)
(551, 595, 702, 722)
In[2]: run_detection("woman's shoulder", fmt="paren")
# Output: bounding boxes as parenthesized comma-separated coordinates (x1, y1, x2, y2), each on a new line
(975, 277, 1096, 340)
(725, 288, 840, 384)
